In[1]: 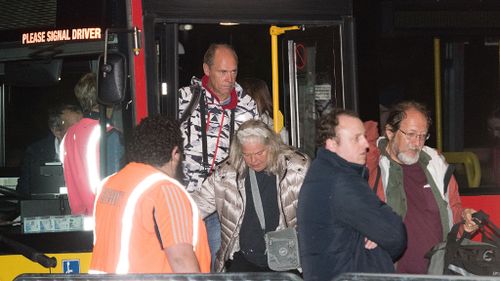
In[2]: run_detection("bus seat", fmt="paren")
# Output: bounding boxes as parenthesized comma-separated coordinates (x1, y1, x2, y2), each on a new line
(443, 152, 481, 188)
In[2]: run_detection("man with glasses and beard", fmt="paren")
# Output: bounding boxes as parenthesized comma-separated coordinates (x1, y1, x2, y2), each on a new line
(367, 101, 478, 274)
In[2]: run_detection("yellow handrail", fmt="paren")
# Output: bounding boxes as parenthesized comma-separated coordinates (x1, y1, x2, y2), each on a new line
(434, 38, 443, 152)
(443, 151, 481, 188)
(269, 25, 300, 133)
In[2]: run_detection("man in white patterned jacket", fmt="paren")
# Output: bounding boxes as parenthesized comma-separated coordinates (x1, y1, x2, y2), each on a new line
(178, 43, 258, 270)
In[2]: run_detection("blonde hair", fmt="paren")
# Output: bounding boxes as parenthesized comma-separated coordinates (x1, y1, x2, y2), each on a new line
(74, 72, 97, 113)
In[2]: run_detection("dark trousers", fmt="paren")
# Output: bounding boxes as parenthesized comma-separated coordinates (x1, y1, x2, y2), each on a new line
(225, 252, 272, 272)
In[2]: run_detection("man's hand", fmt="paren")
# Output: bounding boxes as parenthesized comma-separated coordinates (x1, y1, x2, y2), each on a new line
(165, 243, 201, 273)
(462, 208, 479, 233)
(364, 237, 378, 250)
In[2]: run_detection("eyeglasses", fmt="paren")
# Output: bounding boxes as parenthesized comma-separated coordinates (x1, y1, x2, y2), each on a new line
(398, 129, 430, 142)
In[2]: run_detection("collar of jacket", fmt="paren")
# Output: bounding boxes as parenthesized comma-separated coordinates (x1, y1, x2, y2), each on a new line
(317, 147, 368, 179)
(201, 75, 238, 110)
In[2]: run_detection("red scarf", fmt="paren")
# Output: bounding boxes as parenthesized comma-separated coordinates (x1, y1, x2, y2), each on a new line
(201, 75, 238, 110)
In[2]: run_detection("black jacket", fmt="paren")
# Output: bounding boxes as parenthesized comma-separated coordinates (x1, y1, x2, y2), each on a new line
(298, 147, 407, 281)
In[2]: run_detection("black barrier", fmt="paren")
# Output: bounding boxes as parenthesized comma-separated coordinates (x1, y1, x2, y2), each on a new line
(14, 273, 303, 281)
(334, 273, 500, 281)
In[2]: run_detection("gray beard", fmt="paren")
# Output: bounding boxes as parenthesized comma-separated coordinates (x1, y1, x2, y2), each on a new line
(397, 151, 420, 165)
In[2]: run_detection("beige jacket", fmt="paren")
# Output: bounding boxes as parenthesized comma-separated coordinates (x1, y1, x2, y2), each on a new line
(193, 150, 310, 272)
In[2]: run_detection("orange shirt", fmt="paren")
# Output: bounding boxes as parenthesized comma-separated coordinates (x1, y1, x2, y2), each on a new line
(90, 162, 210, 273)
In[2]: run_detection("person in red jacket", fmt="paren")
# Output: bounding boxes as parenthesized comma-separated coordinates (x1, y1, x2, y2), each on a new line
(60, 73, 124, 215)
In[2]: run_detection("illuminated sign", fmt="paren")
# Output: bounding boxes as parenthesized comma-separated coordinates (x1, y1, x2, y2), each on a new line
(22, 27, 102, 44)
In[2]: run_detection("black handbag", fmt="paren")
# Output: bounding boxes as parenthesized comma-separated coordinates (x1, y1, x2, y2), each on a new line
(426, 210, 500, 276)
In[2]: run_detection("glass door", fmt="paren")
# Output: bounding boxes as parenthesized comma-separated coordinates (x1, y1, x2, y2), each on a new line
(283, 26, 343, 157)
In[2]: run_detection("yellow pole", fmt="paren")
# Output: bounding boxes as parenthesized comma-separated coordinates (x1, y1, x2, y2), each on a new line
(269, 25, 300, 133)
(434, 38, 442, 151)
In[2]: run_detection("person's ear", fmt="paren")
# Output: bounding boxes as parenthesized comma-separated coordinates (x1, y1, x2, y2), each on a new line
(171, 146, 181, 162)
(203, 63, 210, 76)
(385, 124, 395, 141)
(325, 137, 338, 152)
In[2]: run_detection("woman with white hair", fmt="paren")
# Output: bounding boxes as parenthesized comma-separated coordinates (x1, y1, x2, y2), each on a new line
(192, 119, 310, 272)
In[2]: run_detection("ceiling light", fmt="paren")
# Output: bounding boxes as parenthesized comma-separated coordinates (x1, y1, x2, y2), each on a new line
(219, 22, 240, 26)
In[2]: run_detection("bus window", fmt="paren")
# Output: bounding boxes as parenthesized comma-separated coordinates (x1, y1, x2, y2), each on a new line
(0, 57, 98, 174)
(356, 33, 500, 190)
(462, 40, 500, 188)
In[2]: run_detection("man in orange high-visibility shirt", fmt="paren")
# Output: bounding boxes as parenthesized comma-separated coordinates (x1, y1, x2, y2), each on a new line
(90, 115, 210, 273)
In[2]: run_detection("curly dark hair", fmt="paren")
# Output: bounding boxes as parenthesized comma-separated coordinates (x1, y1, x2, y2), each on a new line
(385, 101, 432, 135)
(316, 108, 359, 147)
(126, 115, 183, 167)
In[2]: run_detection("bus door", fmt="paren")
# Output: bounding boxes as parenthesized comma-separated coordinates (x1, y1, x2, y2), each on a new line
(282, 25, 344, 157)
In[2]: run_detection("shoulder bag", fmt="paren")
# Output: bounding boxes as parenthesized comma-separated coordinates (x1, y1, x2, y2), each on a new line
(249, 169, 301, 271)
(426, 210, 500, 276)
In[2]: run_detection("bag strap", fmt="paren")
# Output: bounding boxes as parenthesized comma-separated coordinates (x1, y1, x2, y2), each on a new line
(198, 90, 209, 174)
(443, 164, 455, 193)
(179, 85, 202, 124)
(229, 108, 236, 145)
(443, 223, 464, 274)
(372, 165, 381, 195)
(179, 85, 201, 152)
(179, 85, 209, 175)
(473, 210, 500, 245)
(446, 223, 462, 244)
(249, 169, 266, 231)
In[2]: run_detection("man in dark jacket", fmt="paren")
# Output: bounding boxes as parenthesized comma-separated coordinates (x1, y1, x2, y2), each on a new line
(297, 109, 407, 281)
(17, 103, 82, 197)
